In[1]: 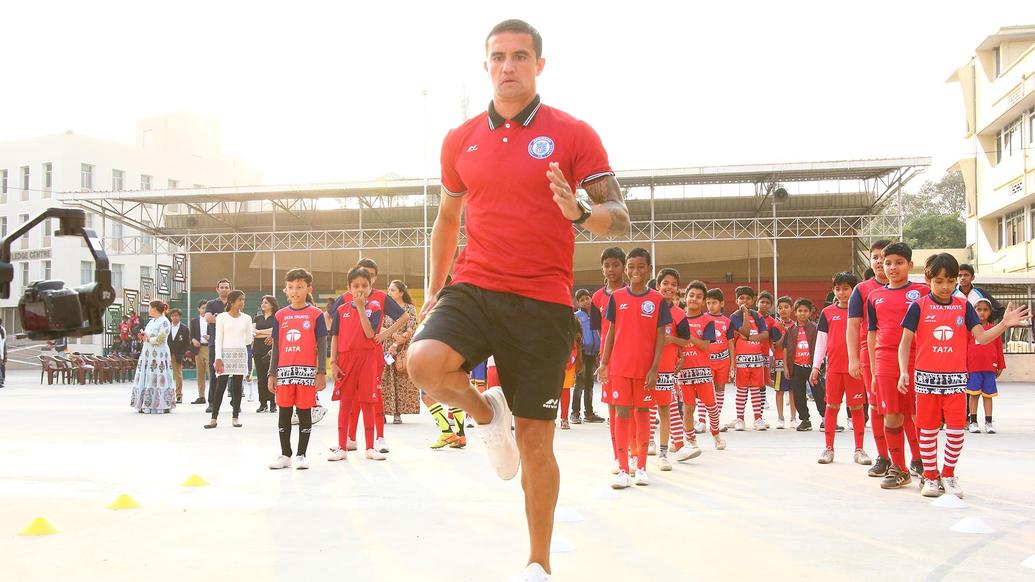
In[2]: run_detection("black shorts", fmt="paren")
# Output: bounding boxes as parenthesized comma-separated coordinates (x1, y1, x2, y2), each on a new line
(412, 283, 574, 420)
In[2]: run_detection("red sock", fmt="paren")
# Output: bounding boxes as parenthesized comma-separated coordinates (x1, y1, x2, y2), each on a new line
(560, 388, 571, 421)
(750, 388, 764, 420)
(824, 407, 838, 449)
(361, 402, 376, 450)
(614, 414, 632, 473)
(885, 424, 905, 470)
(348, 399, 361, 441)
(903, 415, 921, 462)
(871, 408, 889, 458)
(608, 407, 618, 459)
(850, 408, 865, 450)
(635, 408, 650, 470)
(374, 396, 385, 439)
(337, 399, 354, 450)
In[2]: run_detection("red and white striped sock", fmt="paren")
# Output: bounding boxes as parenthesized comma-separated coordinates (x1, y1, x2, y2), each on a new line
(942, 428, 965, 477)
(918, 428, 940, 480)
(715, 386, 725, 416)
(735, 387, 748, 420)
(669, 402, 685, 447)
(750, 388, 764, 421)
(707, 404, 721, 436)
(696, 398, 706, 425)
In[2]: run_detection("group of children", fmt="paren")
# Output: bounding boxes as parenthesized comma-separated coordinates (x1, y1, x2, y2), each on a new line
(579, 242, 1025, 498)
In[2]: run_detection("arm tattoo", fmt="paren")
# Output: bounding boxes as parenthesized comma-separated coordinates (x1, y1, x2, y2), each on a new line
(584, 176, 630, 237)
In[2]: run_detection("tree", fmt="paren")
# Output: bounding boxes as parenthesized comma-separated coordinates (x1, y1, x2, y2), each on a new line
(903, 214, 965, 249)
(901, 171, 966, 218)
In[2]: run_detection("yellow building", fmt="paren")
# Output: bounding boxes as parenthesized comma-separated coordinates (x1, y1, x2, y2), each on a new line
(949, 25, 1035, 273)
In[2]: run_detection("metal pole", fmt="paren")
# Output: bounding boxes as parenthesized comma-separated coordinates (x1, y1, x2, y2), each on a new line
(422, 88, 429, 298)
(271, 205, 277, 296)
(896, 173, 904, 241)
(649, 183, 656, 278)
(772, 199, 778, 299)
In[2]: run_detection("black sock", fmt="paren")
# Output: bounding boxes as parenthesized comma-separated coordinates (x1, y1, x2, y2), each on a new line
(985, 416, 992, 424)
(297, 409, 313, 456)
(968, 414, 977, 423)
(278, 407, 294, 457)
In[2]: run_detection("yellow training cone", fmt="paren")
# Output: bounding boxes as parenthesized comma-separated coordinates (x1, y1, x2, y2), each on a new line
(181, 474, 209, 487)
(18, 518, 60, 536)
(108, 494, 141, 510)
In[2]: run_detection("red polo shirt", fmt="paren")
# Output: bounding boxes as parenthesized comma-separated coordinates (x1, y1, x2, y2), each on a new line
(440, 95, 613, 306)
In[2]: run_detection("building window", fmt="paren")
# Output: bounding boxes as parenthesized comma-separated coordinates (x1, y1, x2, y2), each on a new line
(81, 163, 94, 190)
(141, 265, 152, 281)
(19, 213, 29, 225)
(141, 174, 152, 191)
(168, 179, 178, 189)
(112, 263, 124, 289)
(1, 169, 7, 194)
(0, 217, 6, 237)
(20, 166, 29, 190)
(112, 169, 125, 191)
(85, 213, 94, 229)
(1030, 205, 1035, 242)
(1029, 108, 1035, 144)
(993, 46, 1001, 77)
(21, 262, 29, 287)
(42, 162, 52, 189)
(997, 118, 1021, 165)
(1005, 208, 1024, 247)
(81, 261, 93, 285)
(43, 260, 51, 280)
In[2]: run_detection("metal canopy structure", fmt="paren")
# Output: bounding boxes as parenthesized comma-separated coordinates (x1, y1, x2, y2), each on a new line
(57, 158, 930, 273)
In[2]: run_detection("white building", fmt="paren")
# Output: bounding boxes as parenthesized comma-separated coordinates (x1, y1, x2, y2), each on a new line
(949, 25, 1035, 273)
(0, 112, 261, 335)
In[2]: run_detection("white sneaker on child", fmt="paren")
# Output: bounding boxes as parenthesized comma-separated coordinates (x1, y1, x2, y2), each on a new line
(675, 442, 702, 462)
(365, 448, 386, 461)
(269, 455, 292, 470)
(346, 438, 358, 452)
(327, 448, 348, 461)
(294, 455, 309, 470)
(375, 437, 390, 453)
(509, 562, 552, 582)
(634, 469, 650, 486)
(942, 476, 964, 497)
(611, 471, 632, 489)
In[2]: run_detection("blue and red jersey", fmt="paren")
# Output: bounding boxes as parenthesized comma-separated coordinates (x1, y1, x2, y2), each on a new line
(817, 304, 851, 373)
(332, 293, 385, 352)
(728, 309, 769, 369)
(681, 312, 717, 384)
(709, 313, 731, 363)
(866, 281, 929, 377)
(272, 304, 327, 388)
(967, 322, 1005, 373)
(902, 293, 980, 395)
(605, 287, 672, 378)
(659, 303, 691, 374)
(848, 277, 887, 361)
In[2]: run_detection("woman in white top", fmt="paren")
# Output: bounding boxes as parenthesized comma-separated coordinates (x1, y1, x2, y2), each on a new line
(205, 290, 253, 429)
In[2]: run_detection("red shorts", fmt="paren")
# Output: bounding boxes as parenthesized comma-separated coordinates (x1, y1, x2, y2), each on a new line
(333, 350, 381, 403)
(735, 367, 765, 389)
(875, 374, 916, 416)
(861, 362, 877, 401)
(680, 381, 716, 408)
(710, 361, 730, 388)
(826, 372, 866, 407)
(611, 376, 654, 408)
(601, 380, 612, 404)
(276, 385, 317, 409)
(916, 392, 966, 429)
(654, 371, 678, 407)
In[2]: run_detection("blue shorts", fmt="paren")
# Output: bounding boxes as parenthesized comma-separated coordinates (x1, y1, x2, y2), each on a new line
(470, 360, 487, 383)
(965, 371, 998, 397)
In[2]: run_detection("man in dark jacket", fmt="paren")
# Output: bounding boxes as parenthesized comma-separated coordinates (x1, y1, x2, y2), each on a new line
(167, 309, 192, 404)
(783, 298, 826, 431)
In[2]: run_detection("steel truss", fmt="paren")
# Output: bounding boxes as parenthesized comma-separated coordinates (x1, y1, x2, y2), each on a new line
(97, 214, 901, 255)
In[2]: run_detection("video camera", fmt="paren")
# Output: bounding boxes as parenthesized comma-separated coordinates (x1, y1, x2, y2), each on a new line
(0, 208, 115, 340)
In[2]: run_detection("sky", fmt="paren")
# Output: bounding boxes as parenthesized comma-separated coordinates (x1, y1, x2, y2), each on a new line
(1, 0, 1032, 186)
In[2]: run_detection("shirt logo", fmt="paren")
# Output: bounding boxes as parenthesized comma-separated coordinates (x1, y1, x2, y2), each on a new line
(302, 320, 311, 329)
(542, 398, 559, 409)
(641, 301, 656, 315)
(665, 325, 672, 335)
(797, 340, 809, 350)
(528, 136, 555, 159)
(933, 325, 954, 341)
(466, 144, 478, 153)
(286, 329, 302, 342)
(955, 316, 964, 327)
(906, 290, 922, 301)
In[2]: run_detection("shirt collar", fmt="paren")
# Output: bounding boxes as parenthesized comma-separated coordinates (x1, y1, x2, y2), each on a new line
(487, 94, 542, 131)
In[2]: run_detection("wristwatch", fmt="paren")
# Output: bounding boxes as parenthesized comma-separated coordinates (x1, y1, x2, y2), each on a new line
(572, 198, 592, 225)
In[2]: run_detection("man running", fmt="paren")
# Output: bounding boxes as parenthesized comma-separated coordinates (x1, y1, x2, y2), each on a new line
(408, 19, 629, 582)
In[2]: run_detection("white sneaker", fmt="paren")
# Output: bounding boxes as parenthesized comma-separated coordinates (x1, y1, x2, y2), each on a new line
(734, 419, 746, 431)
(480, 387, 520, 480)
(465, 417, 475, 429)
(777, 418, 785, 429)
(611, 471, 632, 489)
(658, 454, 672, 471)
(753, 418, 768, 431)
(694, 421, 706, 434)
(346, 438, 358, 452)
(846, 418, 854, 431)
(365, 448, 386, 461)
(921, 477, 942, 497)
(942, 476, 964, 497)
(375, 437, 390, 453)
(511, 562, 551, 582)
(724, 420, 738, 430)
(854, 449, 873, 465)
(714, 433, 727, 450)
(327, 448, 348, 461)
(294, 455, 309, 470)
(985, 422, 996, 434)
(968, 421, 980, 433)
(647, 440, 657, 456)
(268, 455, 292, 470)
(675, 442, 702, 462)
(611, 458, 621, 475)
(310, 405, 327, 424)
(634, 469, 650, 486)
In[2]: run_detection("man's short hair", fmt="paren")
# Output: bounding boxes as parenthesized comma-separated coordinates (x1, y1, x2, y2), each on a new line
(216, 278, 231, 288)
(356, 258, 379, 273)
(735, 286, 756, 299)
(168, 309, 182, 317)
(197, 300, 208, 308)
(486, 19, 543, 58)
(882, 242, 912, 262)
(925, 253, 960, 279)
(685, 280, 707, 297)
(706, 288, 724, 302)
(959, 263, 975, 276)
(627, 247, 651, 265)
(600, 246, 626, 265)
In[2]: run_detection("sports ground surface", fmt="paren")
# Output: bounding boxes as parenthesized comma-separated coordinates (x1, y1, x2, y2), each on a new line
(2, 370, 1034, 581)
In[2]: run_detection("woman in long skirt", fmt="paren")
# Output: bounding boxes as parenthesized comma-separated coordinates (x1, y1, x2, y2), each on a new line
(380, 280, 420, 423)
(130, 301, 175, 414)
(205, 290, 253, 429)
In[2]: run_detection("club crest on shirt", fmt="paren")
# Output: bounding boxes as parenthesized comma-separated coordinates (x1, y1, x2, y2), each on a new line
(955, 316, 964, 327)
(641, 301, 656, 316)
(906, 290, 921, 301)
(302, 320, 311, 330)
(528, 136, 555, 159)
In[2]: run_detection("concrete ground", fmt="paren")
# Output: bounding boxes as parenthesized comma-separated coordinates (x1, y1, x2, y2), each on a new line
(1, 370, 1034, 582)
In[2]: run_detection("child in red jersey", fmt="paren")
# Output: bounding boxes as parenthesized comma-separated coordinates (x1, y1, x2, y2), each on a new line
(268, 268, 328, 470)
(598, 248, 670, 489)
(966, 298, 1006, 434)
(899, 254, 1027, 497)
(559, 321, 583, 430)
(591, 247, 627, 474)
(329, 267, 388, 462)
(678, 280, 725, 456)
(728, 286, 774, 431)
(811, 272, 871, 465)
(772, 296, 795, 428)
(847, 239, 893, 477)
(654, 268, 692, 470)
(866, 242, 930, 488)
(699, 288, 731, 433)
(757, 291, 776, 416)
(783, 299, 825, 432)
